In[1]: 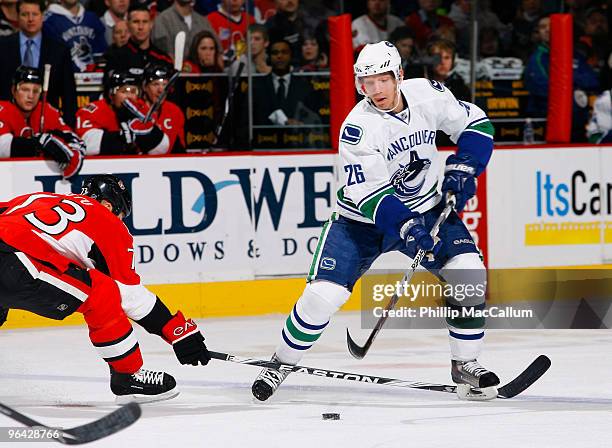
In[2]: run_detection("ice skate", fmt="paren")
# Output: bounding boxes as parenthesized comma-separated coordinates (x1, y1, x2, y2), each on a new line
(111, 367, 179, 404)
(251, 354, 292, 401)
(452, 359, 500, 401)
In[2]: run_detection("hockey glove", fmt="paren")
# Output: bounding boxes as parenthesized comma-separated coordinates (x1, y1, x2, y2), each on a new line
(38, 132, 85, 179)
(442, 154, 477, 212)
(161, 311, 211, 366)
(117, 98, 147, 123)
(400, 216, 439, 259)
(0, 307, 8, 327)
(119, 119, 164, 153)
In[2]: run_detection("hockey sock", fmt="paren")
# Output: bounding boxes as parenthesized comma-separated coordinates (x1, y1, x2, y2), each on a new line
(441, 253, 486, 361)
(276, 281, 350, 365)
(78, 270, 143, 373)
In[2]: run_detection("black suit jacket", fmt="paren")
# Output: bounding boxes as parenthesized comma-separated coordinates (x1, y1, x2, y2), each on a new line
(252, 73, 318, 125)
(0, 32, 77, 126)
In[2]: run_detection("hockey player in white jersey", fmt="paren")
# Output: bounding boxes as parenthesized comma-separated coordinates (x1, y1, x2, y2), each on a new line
(252, 41, 497, 401)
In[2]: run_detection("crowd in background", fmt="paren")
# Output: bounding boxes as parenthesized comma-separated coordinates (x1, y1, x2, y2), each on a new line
(0, 0, 609, 167)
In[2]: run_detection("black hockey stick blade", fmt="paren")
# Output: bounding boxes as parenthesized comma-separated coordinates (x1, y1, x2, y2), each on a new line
(0, 401, 141, 445)
(346, 327, 371, 359)
(497, 355, 551, 399)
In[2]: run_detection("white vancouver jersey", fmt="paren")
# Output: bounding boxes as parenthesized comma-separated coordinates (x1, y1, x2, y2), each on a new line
(336, 78, 492, 224)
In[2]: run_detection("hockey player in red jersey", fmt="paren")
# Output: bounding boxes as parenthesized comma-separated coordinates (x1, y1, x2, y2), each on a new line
(0, 174, 210, 403)
(76, 70, 170, 155)
(142, 63, 185, 153)
(0, 66, 84, 179)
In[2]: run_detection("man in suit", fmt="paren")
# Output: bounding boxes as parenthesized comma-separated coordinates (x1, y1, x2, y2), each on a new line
(252, 39, 318, 126)
(0, 0, 77, 126)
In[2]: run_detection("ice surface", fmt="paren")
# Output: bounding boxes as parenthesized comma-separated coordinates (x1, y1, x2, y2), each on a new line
(1, 313, 611, 447)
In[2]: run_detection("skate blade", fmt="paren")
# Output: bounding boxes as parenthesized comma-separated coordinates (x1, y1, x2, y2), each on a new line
(456, 384, 498, 401)
(115, 389, 180, 404)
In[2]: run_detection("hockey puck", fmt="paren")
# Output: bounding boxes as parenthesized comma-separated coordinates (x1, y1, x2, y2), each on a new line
(322, 413, 340, 420)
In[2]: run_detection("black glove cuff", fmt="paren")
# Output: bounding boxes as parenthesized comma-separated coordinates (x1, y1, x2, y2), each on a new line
(136, 125, 164, 152)
(100, 131, 127, 155)
(10, 137, 41, 157)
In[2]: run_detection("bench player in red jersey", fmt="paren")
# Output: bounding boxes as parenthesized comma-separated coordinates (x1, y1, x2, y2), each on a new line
(141, 63, 185, 153)
(0, 66, 84, 179)
(0, 175, 210, 403)
(76, 70, 170, 155)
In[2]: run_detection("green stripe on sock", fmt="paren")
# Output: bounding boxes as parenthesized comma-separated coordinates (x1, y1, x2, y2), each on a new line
(285, 316, 322, 343)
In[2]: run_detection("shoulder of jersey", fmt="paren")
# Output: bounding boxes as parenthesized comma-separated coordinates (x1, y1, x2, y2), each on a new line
(401, 78, 447, 105)
(0, 101, 18, 114)
(340, 104, 380, 146)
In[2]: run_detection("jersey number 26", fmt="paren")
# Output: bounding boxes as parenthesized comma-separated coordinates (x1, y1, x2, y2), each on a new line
(344, 164, 366, 185)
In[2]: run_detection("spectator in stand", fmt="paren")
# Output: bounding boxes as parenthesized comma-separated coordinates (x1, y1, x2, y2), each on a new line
(151, 0, 217, 61)
(351, 0, 403, 51)
(405, 0, 454, 52)
(207, 0, 255, 65)
(265, 0, 316, 66)
(511, 0, 543, 62)
(227, 23, 271, 74)
(76, 69, 171, 155)
(427, 38, 470, 101)
(252, 39, 317, 126)
(576, 8, 609, 73)
(586, 88, 612, 143)
(524, 15, 600, 139)
(389, 26, 416, 72)
(111, 18, 129, 47)
(0, 0, 77, 126)
(183, 29, 223, 72)
(0, 66, 84, 179)
(0, 0, 18, 36)
(43, 0, 108, 72)
(448, 0, 508, 57)
(298, 32, 327, 71)
(479, 26, 502, 59)
(104, 4, 173, 76)
(101, 0, 129, 46)
(246, 24, 271, 73)
(141, 64, 185, 152)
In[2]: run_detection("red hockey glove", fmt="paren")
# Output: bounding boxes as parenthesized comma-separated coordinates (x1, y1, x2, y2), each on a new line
(161, 311, 210, 366)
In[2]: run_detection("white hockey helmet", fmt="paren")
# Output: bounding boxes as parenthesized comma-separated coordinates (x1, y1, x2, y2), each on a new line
(354, 41, 402, 96)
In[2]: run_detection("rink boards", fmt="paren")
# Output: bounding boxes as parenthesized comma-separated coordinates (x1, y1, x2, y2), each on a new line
(1, 145, 610, 327)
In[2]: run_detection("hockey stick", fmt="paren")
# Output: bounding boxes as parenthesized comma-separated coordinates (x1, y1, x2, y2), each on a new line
(39, 64, 51, 132)
(209, 351, 551, 399)
(143, 30, 185, 123)
(212, 60, 245, 146)
(0, 401, 141, 445)
(346, 194, 457, 360)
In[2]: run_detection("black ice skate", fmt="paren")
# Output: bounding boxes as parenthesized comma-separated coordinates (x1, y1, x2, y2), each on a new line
(251, 354, 292, 401)
(111, 367, 179, 404)
(451, 359, 500, 401)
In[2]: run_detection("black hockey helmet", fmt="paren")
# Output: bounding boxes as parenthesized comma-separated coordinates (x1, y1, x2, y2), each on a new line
(13, 66, 43, 87)
(81, 174, 132, 217)
(143, 63, 174, 84)
(107, 69, 141, 93)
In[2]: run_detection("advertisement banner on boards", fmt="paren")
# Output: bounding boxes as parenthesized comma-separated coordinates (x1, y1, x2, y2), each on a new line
(0, 154, 338, 284)
(486, 146, 611, 268)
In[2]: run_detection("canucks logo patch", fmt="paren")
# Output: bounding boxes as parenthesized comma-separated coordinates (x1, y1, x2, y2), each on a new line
(428, 79, 445, 92)
(340, 124, 363, 145)
(320, 257, 336, 271)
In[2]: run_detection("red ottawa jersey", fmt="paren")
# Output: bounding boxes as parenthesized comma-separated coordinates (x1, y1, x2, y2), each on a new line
(0, 192, 139, 284)
(149, 100, 185, 152)
(207, 9, 255, 55)
(0, 100, 71, 157)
